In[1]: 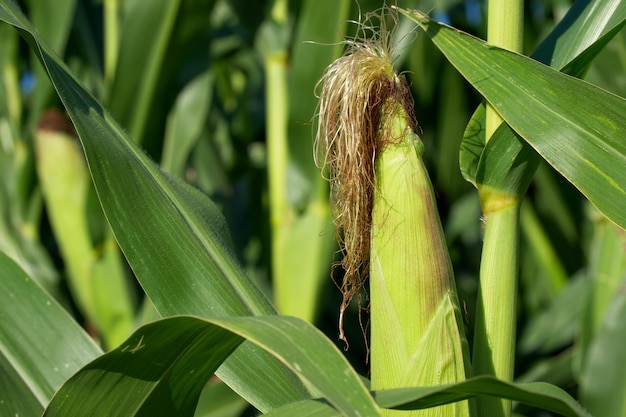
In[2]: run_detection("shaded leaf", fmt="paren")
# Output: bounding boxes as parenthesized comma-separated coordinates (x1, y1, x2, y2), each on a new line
(579, 278, 626, 417)
(161, 70, 214, 176)
(26, 0, 76, 122)
(0, 252, 101, 417)
(519, 273, 589, 355)
(108, 0, 216, 147)
(194, 380, 248, 417)
(44, 316, 380, 417)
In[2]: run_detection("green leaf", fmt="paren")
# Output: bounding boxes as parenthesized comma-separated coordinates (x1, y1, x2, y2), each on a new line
(0, 251, 101, 417)
(579, 278, 626, 417)
(519, 273, 589, 355)
(402, 8, 626, 229)
(532, 0, 626, 76)
(44, 317, 242, 417)
(0, 1, 309, 411)
(35, 123, 134, 348)
(475, 113, 539, 197)
(161, 70, 214, 176)
(262, 400, 340, 417)
(287, 0, 350, 194)
(459, 103, 486, 188)
(458, 0, 626, 192)
(25, 0, 76, 123)
(374, 375, 592, 417)
(577, 217, 626, 417)
(44, 316, 380, 417)
(193, 380, 248, 417)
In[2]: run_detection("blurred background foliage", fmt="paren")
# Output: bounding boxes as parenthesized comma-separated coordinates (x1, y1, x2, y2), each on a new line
(1, 0, 625, 416)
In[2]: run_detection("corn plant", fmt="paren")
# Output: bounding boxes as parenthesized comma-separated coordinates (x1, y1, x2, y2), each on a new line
(0, 0, 625, 416)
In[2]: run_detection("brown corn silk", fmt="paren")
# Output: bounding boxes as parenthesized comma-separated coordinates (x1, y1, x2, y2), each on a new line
(315, 8, 418, 339)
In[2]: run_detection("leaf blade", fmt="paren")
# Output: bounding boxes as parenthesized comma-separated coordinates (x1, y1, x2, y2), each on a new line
(375, 375, 592, 417)
(44, 316, 380, 417)
(403, 9, 626, 228)
(0, 1, 310, 410)
(0, 252, 101, 417)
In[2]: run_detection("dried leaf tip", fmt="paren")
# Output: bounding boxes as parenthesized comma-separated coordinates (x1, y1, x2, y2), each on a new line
(314, 6, 419, 342)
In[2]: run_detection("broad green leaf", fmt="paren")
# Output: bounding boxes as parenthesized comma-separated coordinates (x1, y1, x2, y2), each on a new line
(0, 251, 101, 417)
(374, 375, 592, 417)
(0, 1, 309, 411)
(579, 278, 626, 417)
(43, 317, 242, 417)
(402, 9, 626, 229)
(44, 316, 380, 417)
(459, 0, 626, 192)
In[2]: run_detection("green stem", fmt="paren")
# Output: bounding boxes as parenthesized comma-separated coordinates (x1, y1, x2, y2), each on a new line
(265, 0, 301, 318)
(104, 0, 119, 87)
(474, 6, 524, 392)
(485, 0, 523, 140)
(472, 198, 520, 417)
(472, 3, 524, 416)
(266, 50, 294, 315)
(266, 53, 289, 233)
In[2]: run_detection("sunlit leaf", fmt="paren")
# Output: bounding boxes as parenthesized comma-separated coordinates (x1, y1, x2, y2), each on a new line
(375, 375, 592, 417)
(458, 0, 626, 193)
(402, 8, 626, 229)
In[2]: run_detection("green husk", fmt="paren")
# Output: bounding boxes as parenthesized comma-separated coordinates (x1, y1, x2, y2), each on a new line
(315, 8, 472, 415)
(370, 104, 471, 416)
